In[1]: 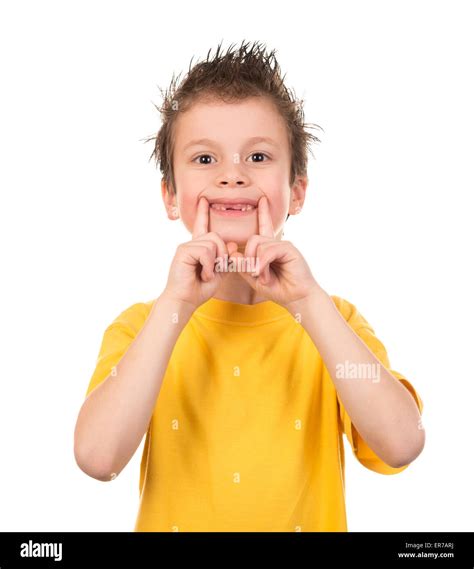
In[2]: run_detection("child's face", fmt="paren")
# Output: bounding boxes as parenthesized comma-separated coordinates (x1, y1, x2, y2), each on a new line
(164, 96, 306, 245)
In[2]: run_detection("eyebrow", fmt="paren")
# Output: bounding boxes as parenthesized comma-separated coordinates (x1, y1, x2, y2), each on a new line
(182, 136, 279, 152)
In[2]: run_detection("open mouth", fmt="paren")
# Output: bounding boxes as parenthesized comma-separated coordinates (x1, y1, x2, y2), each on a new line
(210, 203, 256, 212)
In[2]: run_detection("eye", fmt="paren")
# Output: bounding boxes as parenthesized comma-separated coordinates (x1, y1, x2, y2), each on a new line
(248, 152, 270, 163)
(192, 154, 216, 165)
(191, 152, 270, 164)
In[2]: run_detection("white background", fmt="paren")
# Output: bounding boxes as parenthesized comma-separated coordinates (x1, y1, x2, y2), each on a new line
(0, 0, 472, 532)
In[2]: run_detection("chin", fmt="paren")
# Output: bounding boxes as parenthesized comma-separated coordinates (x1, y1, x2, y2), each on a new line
(217, 231, 252, 247)
(209, 222, 258, 244)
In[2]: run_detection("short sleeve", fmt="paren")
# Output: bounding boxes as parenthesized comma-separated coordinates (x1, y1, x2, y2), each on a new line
(84, 300, 155, 398)
(331, 296, 424, 475)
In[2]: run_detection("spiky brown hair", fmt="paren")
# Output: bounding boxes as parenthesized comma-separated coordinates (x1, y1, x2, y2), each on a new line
(144, 40, 323, 204)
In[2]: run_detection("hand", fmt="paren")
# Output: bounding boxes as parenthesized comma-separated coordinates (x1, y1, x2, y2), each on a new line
(162, 197, 231, 308)
(229, 196, 321, 308)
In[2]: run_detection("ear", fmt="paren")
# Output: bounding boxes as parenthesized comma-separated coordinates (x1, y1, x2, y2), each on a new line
(161, 179, 179, 220)
(288, 175, 308, 215)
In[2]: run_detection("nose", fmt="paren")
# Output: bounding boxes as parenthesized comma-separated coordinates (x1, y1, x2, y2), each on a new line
(216, 173, 250, 188)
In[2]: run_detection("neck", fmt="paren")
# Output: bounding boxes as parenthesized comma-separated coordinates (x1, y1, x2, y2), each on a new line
(212, 272, 268, 305)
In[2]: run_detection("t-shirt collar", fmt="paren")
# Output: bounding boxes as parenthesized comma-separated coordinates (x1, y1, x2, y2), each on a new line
(194, 296, 291, 325)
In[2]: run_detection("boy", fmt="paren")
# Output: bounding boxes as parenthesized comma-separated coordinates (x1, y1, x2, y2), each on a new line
(74, 40, 424, 532)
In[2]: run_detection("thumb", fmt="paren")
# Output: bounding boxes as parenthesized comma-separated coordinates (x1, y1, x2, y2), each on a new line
(226, 241, 239, 256)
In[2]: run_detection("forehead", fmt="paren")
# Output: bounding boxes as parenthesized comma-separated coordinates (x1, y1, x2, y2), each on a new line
(173, 96, 289, 150)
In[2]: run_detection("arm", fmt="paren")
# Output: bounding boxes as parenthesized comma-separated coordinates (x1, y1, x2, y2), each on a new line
(284, 286, 425, 469)
(75, 197, 231, 482)
(74, 293, 195, 481)
(226, 199, 424, 469)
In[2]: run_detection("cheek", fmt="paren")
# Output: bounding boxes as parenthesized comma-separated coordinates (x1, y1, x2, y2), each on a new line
(177, 178, 203, 231)
(173, 170, 203, 230)
(176, 195, 199, 232)
(266, 189, 290, 227)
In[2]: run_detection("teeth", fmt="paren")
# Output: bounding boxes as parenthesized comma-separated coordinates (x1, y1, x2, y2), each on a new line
(210, 203, 255, 211)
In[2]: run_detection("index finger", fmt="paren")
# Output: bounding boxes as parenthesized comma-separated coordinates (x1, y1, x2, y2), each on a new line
(192, 197, 209, 239)
(258, 196, 274, 238)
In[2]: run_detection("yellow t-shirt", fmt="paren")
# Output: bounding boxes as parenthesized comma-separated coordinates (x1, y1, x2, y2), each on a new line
(84, 295, 423, 532)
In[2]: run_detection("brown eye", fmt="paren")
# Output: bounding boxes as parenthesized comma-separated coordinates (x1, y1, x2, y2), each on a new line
(193, 154, 216, 164)
(249, 152, 269, 162)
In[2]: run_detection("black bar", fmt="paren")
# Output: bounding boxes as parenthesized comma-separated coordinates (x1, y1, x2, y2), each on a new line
(0, 532, 472, 569)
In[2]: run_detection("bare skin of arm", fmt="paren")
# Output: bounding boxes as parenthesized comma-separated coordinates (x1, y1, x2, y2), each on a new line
(74, 294, 196, 481)
(74, 197, 232, 481)
(229, 198, 425, 469)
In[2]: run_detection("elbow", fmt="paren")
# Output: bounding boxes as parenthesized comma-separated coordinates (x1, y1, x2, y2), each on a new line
(74, 423, 118, 482)
(74, 443, 116, 482)
(74, 408, 118, 482)
(384, 427, 426, 469)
